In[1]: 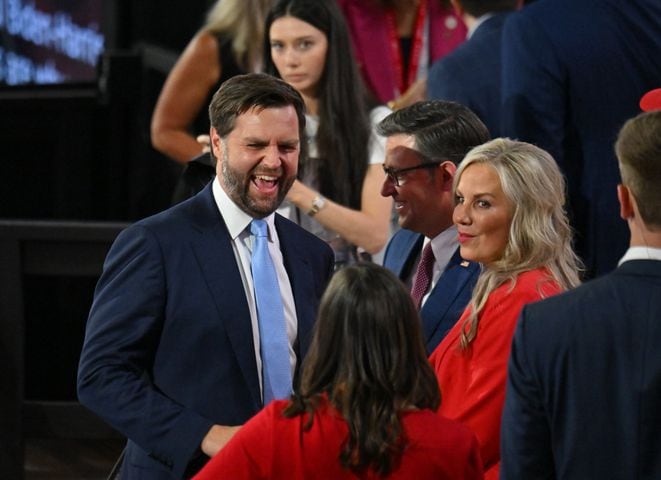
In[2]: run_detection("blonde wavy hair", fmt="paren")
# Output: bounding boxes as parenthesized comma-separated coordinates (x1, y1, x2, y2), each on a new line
(204, 0, 273, 70)
(455, 138, 582, 349)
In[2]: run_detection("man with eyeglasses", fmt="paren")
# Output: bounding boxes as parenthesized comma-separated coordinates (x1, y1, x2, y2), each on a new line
(378, 100, 490, 354)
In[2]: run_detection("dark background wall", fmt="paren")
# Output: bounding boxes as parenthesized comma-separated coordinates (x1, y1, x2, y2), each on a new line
(1, 0, 217, 223)
(0, 0, 218, 405)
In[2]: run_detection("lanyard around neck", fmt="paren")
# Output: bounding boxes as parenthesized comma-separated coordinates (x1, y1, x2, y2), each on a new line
(385, 0, 428, 98)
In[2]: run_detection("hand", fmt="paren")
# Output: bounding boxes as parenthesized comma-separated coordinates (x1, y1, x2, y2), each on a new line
(285, 179, 307, 205)
(201, 424, 241, 457)
(196, 134, 211, 154)
(388, 77, 427, 110)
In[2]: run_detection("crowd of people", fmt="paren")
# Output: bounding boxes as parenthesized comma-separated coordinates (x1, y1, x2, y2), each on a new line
(78, 0, 661, 478)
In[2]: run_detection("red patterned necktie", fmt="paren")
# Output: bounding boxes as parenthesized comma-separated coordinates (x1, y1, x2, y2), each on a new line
(411, 242, 435, 309)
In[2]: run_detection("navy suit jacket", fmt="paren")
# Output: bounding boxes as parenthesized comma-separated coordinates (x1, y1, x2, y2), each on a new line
(501, 260, 661, 479)
(501, 0, 661, 277)
(428, 12, 513, 137)
(77, 183, 334, 479)
(383, 228, 479, 354)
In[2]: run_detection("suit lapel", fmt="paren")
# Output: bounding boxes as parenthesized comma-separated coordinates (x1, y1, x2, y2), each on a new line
(187, 185, 261, 408)
(275, 216, 316, 362)
(388, 231, 424, 281)
(421, 248, 479, 349)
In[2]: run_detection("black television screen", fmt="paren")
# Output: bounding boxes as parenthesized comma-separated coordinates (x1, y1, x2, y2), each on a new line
(0, 0, 105, 86)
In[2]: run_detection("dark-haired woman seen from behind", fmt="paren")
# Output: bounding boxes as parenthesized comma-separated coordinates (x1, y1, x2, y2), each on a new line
(193, 263, 483, 479)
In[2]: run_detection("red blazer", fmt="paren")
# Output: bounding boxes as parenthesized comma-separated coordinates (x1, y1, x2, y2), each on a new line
(429, 268, 562, 480)
(193, 397, 483, 480)
(337, 0, 466, 103)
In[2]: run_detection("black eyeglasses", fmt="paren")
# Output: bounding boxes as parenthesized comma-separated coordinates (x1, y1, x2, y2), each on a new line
(382, 161, 440, 187)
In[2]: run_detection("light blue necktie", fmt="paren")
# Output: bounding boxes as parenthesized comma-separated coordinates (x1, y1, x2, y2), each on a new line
(250, 219, 292, 405)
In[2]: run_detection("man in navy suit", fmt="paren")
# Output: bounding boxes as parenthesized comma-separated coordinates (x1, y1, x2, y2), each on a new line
(77, 74, 334, 479)
(379, 100, 488, 354)
(500, 0, 661, 278)
(501, 110, 661, 479)
(427, 0, 521, 137)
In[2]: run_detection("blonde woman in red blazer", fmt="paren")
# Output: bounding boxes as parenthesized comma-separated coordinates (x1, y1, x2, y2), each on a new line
(429, 138, 582, 479)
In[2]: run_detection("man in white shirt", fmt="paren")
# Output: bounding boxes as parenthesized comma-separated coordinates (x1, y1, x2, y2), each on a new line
(77, 73, 334, 479)
(501, 110, 661, 479)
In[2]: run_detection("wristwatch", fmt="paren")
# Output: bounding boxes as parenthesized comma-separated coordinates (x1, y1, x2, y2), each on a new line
(307, 195, 326, 217)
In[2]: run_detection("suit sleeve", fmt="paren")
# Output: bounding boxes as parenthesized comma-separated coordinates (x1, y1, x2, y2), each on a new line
(500, 307, 555, 480)
(77, 225, 213, 478)
(428, 57, 462, 102)
(500, 12, 566, 170)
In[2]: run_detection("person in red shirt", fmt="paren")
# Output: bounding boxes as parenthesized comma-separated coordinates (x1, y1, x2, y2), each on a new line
(429, 139, 582, 479)
(194, 262, 483, 479)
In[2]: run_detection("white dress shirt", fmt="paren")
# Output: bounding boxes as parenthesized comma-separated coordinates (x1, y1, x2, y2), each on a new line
(618, 245, 661, 265)
(213, 180, 298, 400)
(420, 226, 459, 307)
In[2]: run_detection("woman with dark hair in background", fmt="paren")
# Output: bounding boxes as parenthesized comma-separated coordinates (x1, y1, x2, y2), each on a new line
(193, 262, 483, 479)
(265, 0, 394, 267)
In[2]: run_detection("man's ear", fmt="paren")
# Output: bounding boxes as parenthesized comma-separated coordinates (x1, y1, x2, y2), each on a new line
(210, 128, 223, 160)
(617, 184, 634, 220)
(437, 161, 457, 191)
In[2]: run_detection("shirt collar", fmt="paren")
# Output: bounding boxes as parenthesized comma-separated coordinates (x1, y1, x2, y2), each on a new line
(423, 226, 459, 269)
(212, 178, 277, 240)
(618, 246, 661, 265)
(467, 13, 494, 39)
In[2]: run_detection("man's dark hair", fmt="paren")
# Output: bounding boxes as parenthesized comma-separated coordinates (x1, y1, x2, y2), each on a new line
(377, 100, 490, 165)
(208, 73, 307, 160)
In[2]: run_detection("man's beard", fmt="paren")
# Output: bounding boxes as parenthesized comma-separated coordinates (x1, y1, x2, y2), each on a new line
(220, 146, 295, 218)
